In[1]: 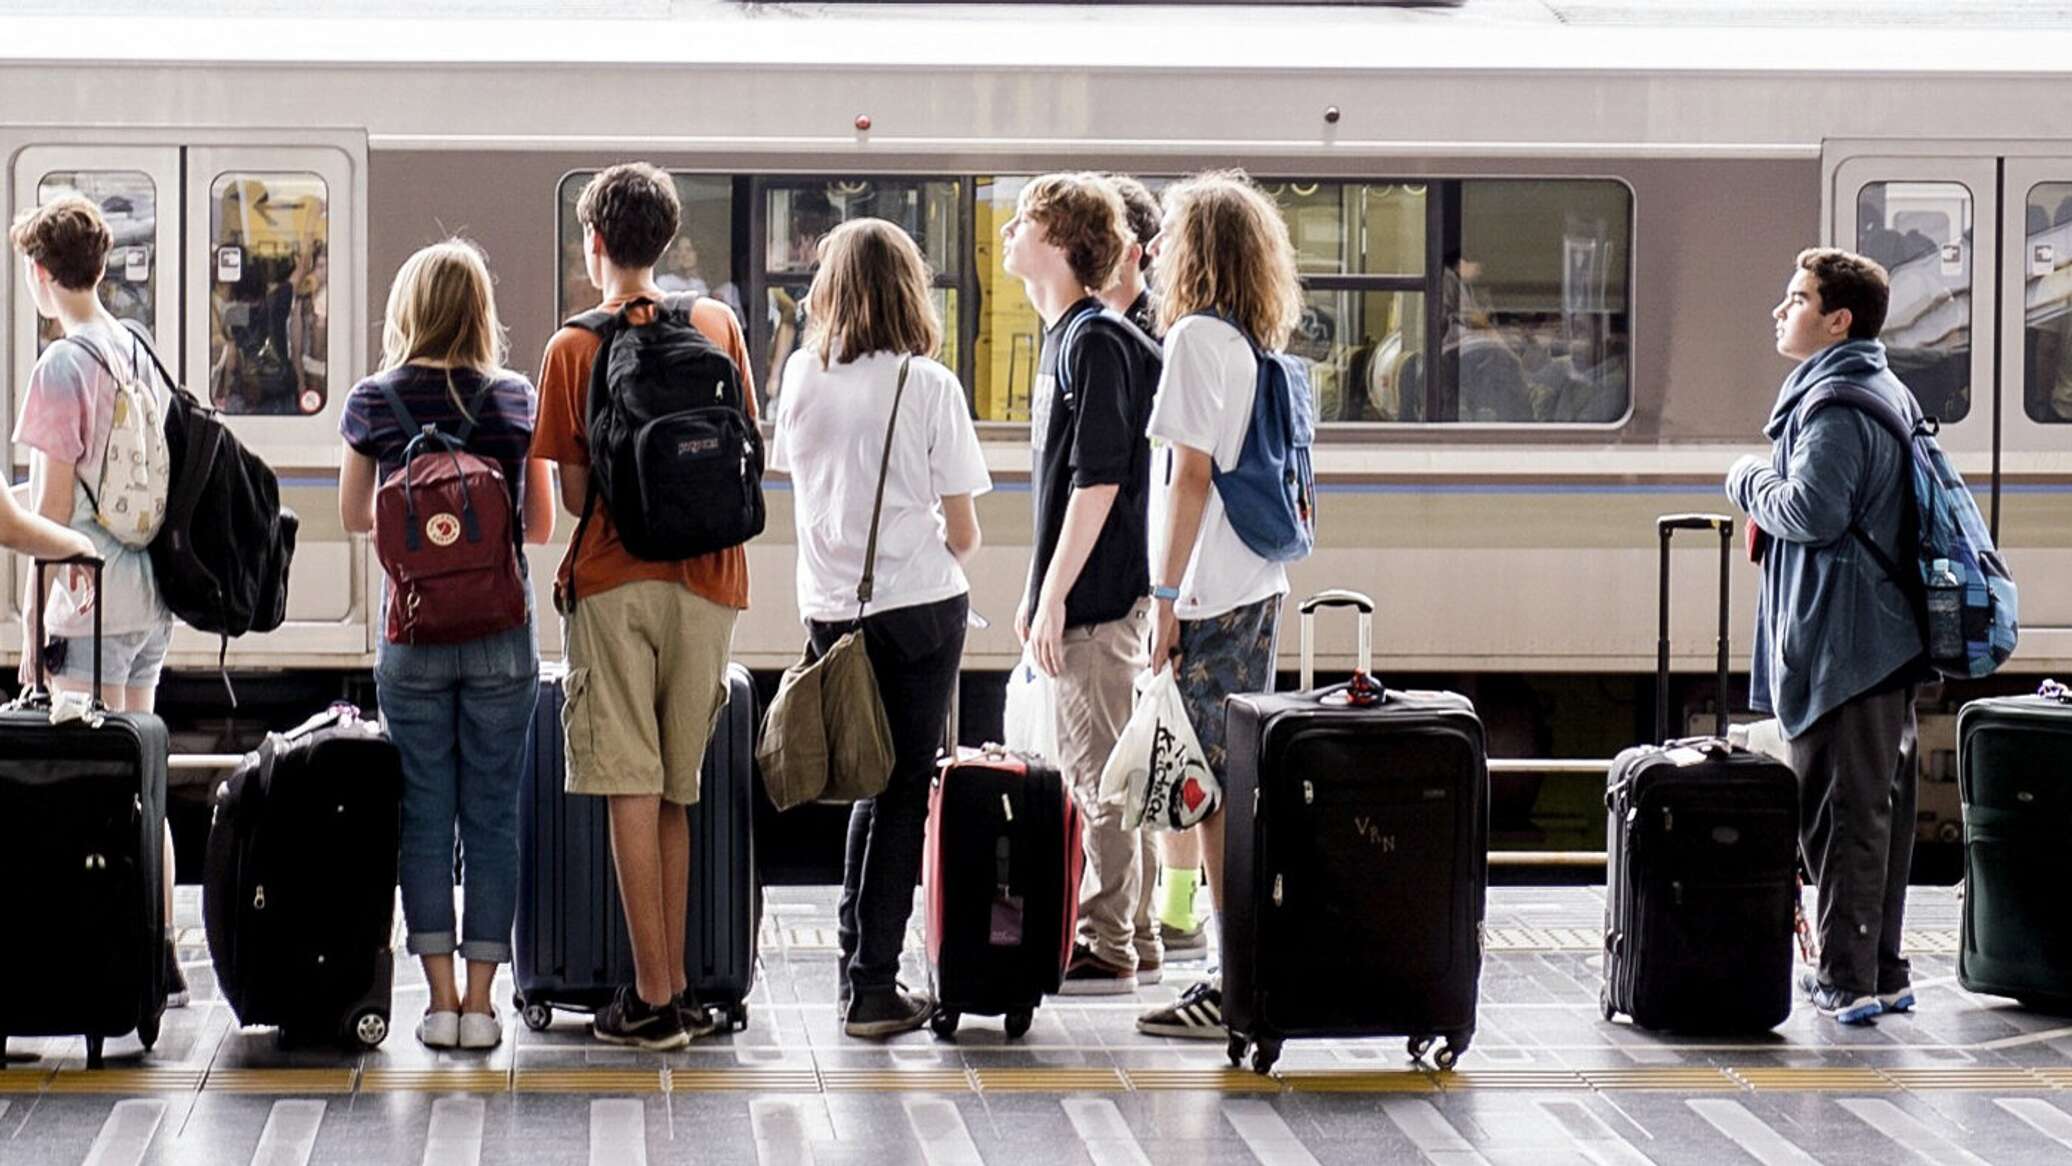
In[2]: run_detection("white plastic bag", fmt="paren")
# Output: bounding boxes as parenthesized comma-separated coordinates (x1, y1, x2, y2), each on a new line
(1098, 668, 1218, 832)
(1002, 650, 1060, 763)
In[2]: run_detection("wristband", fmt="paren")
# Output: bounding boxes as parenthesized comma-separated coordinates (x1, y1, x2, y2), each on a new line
(1151, 584, 1180, 602)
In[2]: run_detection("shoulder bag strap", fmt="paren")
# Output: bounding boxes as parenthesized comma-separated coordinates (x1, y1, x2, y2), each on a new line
(854, 357, 913, 621)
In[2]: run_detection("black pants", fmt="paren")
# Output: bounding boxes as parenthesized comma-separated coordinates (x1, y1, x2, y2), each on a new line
(1784, 685, 1918, 997)
(808, 593, 967, 998)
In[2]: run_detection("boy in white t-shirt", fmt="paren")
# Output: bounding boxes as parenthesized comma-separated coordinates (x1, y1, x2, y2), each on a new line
(11, 195, 186, 1006)
(1133, 172, 1304, 1041)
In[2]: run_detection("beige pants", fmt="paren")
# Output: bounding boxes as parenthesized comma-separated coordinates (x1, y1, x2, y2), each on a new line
(562, 580, 738, 806)
(1053, 600, 1157, 968)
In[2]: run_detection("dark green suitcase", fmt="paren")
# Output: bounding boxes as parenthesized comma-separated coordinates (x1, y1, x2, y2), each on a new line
(1957, 684, 2072, 1008)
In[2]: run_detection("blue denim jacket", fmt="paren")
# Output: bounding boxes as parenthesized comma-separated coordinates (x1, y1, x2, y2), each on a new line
(1726, 340, 1925, 738)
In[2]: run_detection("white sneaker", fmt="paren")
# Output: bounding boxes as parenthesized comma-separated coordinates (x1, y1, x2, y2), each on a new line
(458, 1010, 502, 1051)
(417, 1010, 460, 1049)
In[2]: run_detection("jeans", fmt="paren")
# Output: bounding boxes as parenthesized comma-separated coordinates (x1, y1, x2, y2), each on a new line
(376, 615, 540, 964)
(809, 593, 967, 997)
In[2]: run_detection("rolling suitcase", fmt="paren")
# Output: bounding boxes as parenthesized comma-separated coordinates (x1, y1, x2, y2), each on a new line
(0, 558, 170, 1070)
(1223, 590, 1487, 1074)
(1956, 680, 2072, 1008)
(1601, 514, 1799, 1032)
(513, 662, 760, 1031)
(923, 747, 1083, 1040)
(203, 703, 403, 1047)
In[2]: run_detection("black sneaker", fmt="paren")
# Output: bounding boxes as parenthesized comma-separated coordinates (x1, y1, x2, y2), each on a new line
(593, 985, 690, 1050)
(672, 991, 720, 1038)
(1058, 944, 1138, 996)
(844, 987, 933, 1039)
(164, 938, 191, 1009)
(1137, 980, 1226, 1039)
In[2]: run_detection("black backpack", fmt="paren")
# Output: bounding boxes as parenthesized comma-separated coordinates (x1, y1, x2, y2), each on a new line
(127, 324, 298, 681)
(563, 294, 763, 599)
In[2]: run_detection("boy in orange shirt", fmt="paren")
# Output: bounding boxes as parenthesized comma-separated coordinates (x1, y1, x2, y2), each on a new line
(532, 164, 756, 1049)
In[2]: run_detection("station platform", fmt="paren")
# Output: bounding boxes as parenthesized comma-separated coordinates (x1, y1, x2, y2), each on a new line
(6, 885, 2072, 1164)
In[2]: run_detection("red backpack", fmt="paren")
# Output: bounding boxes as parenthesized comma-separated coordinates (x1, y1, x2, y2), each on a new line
(373, 380, 526, 645)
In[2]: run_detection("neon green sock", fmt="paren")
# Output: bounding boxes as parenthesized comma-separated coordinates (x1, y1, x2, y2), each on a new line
(1157, 867, 1200, 932)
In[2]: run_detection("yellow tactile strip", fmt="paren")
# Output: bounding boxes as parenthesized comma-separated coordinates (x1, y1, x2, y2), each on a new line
(4, 1061, 2068, 1096)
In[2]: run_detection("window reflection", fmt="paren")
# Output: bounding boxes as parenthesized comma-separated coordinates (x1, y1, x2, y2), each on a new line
(209, 173, 328, 416)
(759, 179, 961, 400)
(2023, 182, 2072, 423)
(33, 171, 156, 354)
(1857, 182, 1971, 423)
(1267, 182, 1425, 277)
(1434, 180, 1631, 423)
(1301, 288, 1425, 421)
(555, 172, 738, 322)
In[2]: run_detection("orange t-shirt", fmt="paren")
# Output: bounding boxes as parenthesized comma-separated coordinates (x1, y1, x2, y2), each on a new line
(531, 291, 759, 610)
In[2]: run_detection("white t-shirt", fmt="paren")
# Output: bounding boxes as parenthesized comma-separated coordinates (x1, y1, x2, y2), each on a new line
(1146, 315, 1290, 620)
(770, 350, 992, 624)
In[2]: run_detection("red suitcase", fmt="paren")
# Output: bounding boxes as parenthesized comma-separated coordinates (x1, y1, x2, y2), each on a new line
(923, 748, 1083, 1039)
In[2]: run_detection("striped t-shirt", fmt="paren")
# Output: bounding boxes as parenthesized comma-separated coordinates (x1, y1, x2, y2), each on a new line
(339, 365, 537, 536)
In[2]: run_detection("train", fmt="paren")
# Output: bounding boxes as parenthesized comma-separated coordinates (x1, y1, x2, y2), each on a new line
(3, 2, 2068, 864)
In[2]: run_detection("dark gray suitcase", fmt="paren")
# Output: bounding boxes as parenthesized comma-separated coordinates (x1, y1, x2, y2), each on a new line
(1601, 515, 1799, 1032)
(1222, 590, 1487, 1074)
(0, 558, 170, 1070)
(1956, 683, 2072, 1008)
(513, 662, 759, 1031)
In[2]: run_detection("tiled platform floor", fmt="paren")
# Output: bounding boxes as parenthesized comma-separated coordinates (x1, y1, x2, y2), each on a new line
(7, 885, 2072, 1164)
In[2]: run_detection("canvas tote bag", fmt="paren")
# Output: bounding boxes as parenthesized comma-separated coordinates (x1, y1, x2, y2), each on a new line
(756, 358, 914, 811)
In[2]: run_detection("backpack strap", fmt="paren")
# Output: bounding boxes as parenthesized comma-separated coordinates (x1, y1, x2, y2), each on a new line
(1187, 309, 1264, 358)
(1798, 379, 1924, 605)
(376, 379, 423, 439)
(562, 308, 618, 336)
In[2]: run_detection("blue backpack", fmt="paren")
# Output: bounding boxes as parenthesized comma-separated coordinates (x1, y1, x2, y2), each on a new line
(1806, 382, 2018, 679)
(1194, 314, 1317, 563)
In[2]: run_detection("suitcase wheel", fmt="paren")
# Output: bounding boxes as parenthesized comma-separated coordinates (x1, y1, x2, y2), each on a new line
(1598, 987, 1617, 1023)
(1407, 1036, 1433, 1063)
(520, 1003, 555, 1033)
(1003, 1010, 1032, 1041)
(85, 1035, 105, 1072)
(349, 1009, 389, 1050)
(1226, 1033, 1247, 1068)
(929, 1009, 960, 1040)
(136, 1011, 160, 1054)
(1249, 1037, 1281, 1076)
(1433, 1044, 1460, 1072)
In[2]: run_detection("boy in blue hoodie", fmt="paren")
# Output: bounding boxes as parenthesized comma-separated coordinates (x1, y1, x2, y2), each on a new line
(1726, 247, 1927, 1025)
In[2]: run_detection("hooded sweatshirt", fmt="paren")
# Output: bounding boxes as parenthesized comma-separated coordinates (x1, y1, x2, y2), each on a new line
(1725, 339, 1926, 738)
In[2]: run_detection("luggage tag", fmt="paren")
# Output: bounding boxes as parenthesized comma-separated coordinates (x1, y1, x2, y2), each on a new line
(988, 832, 1024, 947)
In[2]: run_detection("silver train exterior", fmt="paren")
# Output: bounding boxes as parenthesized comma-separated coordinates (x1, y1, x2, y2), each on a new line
(2, 5, 2068, 712)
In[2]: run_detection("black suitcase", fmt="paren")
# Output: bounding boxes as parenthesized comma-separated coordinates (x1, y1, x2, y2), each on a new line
(1601, 514, 1799, 1032)
(1956, 682, 2072, 1008)
(0, 558, 170, 1070)
(1223, 590, 1487, 1074)
(513, 662, 760, 1031)
(203, 704, 403, 1047)
(923, 749, 1083, 1040)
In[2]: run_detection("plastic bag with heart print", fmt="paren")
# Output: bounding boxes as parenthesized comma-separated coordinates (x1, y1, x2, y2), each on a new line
(1098, 667, 1219, 832)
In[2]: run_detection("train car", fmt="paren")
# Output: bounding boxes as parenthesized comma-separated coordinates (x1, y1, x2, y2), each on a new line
(3, 2, 2069, 860)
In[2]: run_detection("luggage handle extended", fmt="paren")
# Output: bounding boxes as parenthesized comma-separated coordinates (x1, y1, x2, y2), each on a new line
(27, 554, 107, 707)
(1655, 514, 1733, 745)
(1299, 588, 1381, 706)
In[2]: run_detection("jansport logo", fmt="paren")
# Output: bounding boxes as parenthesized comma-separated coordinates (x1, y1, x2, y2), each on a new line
(677, 436, 722, 457)
(425, 513, 462, 547)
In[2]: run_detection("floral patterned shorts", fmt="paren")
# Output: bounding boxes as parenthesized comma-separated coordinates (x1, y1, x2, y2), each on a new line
(1173, 594, 1283, 785)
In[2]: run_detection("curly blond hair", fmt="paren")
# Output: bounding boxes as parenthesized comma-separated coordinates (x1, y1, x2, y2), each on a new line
(1152, 170, 1304, 349)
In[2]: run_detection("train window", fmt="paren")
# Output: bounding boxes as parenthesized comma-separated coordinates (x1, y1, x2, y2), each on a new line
(554, 171, 738, 324)
(1437, 180, 1632, 424)
(758, 178, 962, 403)
(1272, 182, 1425, 278)
(208, 172, 328, 416)
(32, 171, 156, 355)
(1306, 288, 1427, 421)
(1856, 181, 1972, 423)
(2023, 182, 2072, 423)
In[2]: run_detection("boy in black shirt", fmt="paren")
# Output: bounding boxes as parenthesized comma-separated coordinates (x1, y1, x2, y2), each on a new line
(1002, 173, 1164, 992)
(1103, 174, 1162, 339)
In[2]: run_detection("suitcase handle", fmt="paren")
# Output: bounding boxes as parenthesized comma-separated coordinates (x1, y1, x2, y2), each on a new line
(1655, 514, 1733, 744)
(28, 555, 106, 706)
(1299, 589, 1375, 695)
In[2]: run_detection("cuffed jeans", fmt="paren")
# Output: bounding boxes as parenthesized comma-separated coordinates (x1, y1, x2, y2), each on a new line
(377, 616, 540, 964)
(1784, 685, 1918, 998)
(809, 594, 968, 998)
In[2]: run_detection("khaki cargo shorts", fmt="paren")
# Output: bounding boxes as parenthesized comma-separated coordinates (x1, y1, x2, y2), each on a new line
(562, 580, 738, 805)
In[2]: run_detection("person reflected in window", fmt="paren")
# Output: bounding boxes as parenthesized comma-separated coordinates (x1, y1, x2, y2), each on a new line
(655, 235, 743, 319)
(1441, 251, 1530, 422)
(289, 242, 329, 412)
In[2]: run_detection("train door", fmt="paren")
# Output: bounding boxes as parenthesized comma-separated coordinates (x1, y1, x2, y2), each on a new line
(4, 131, 369, 668)
(1824, 143, 2072, 671)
